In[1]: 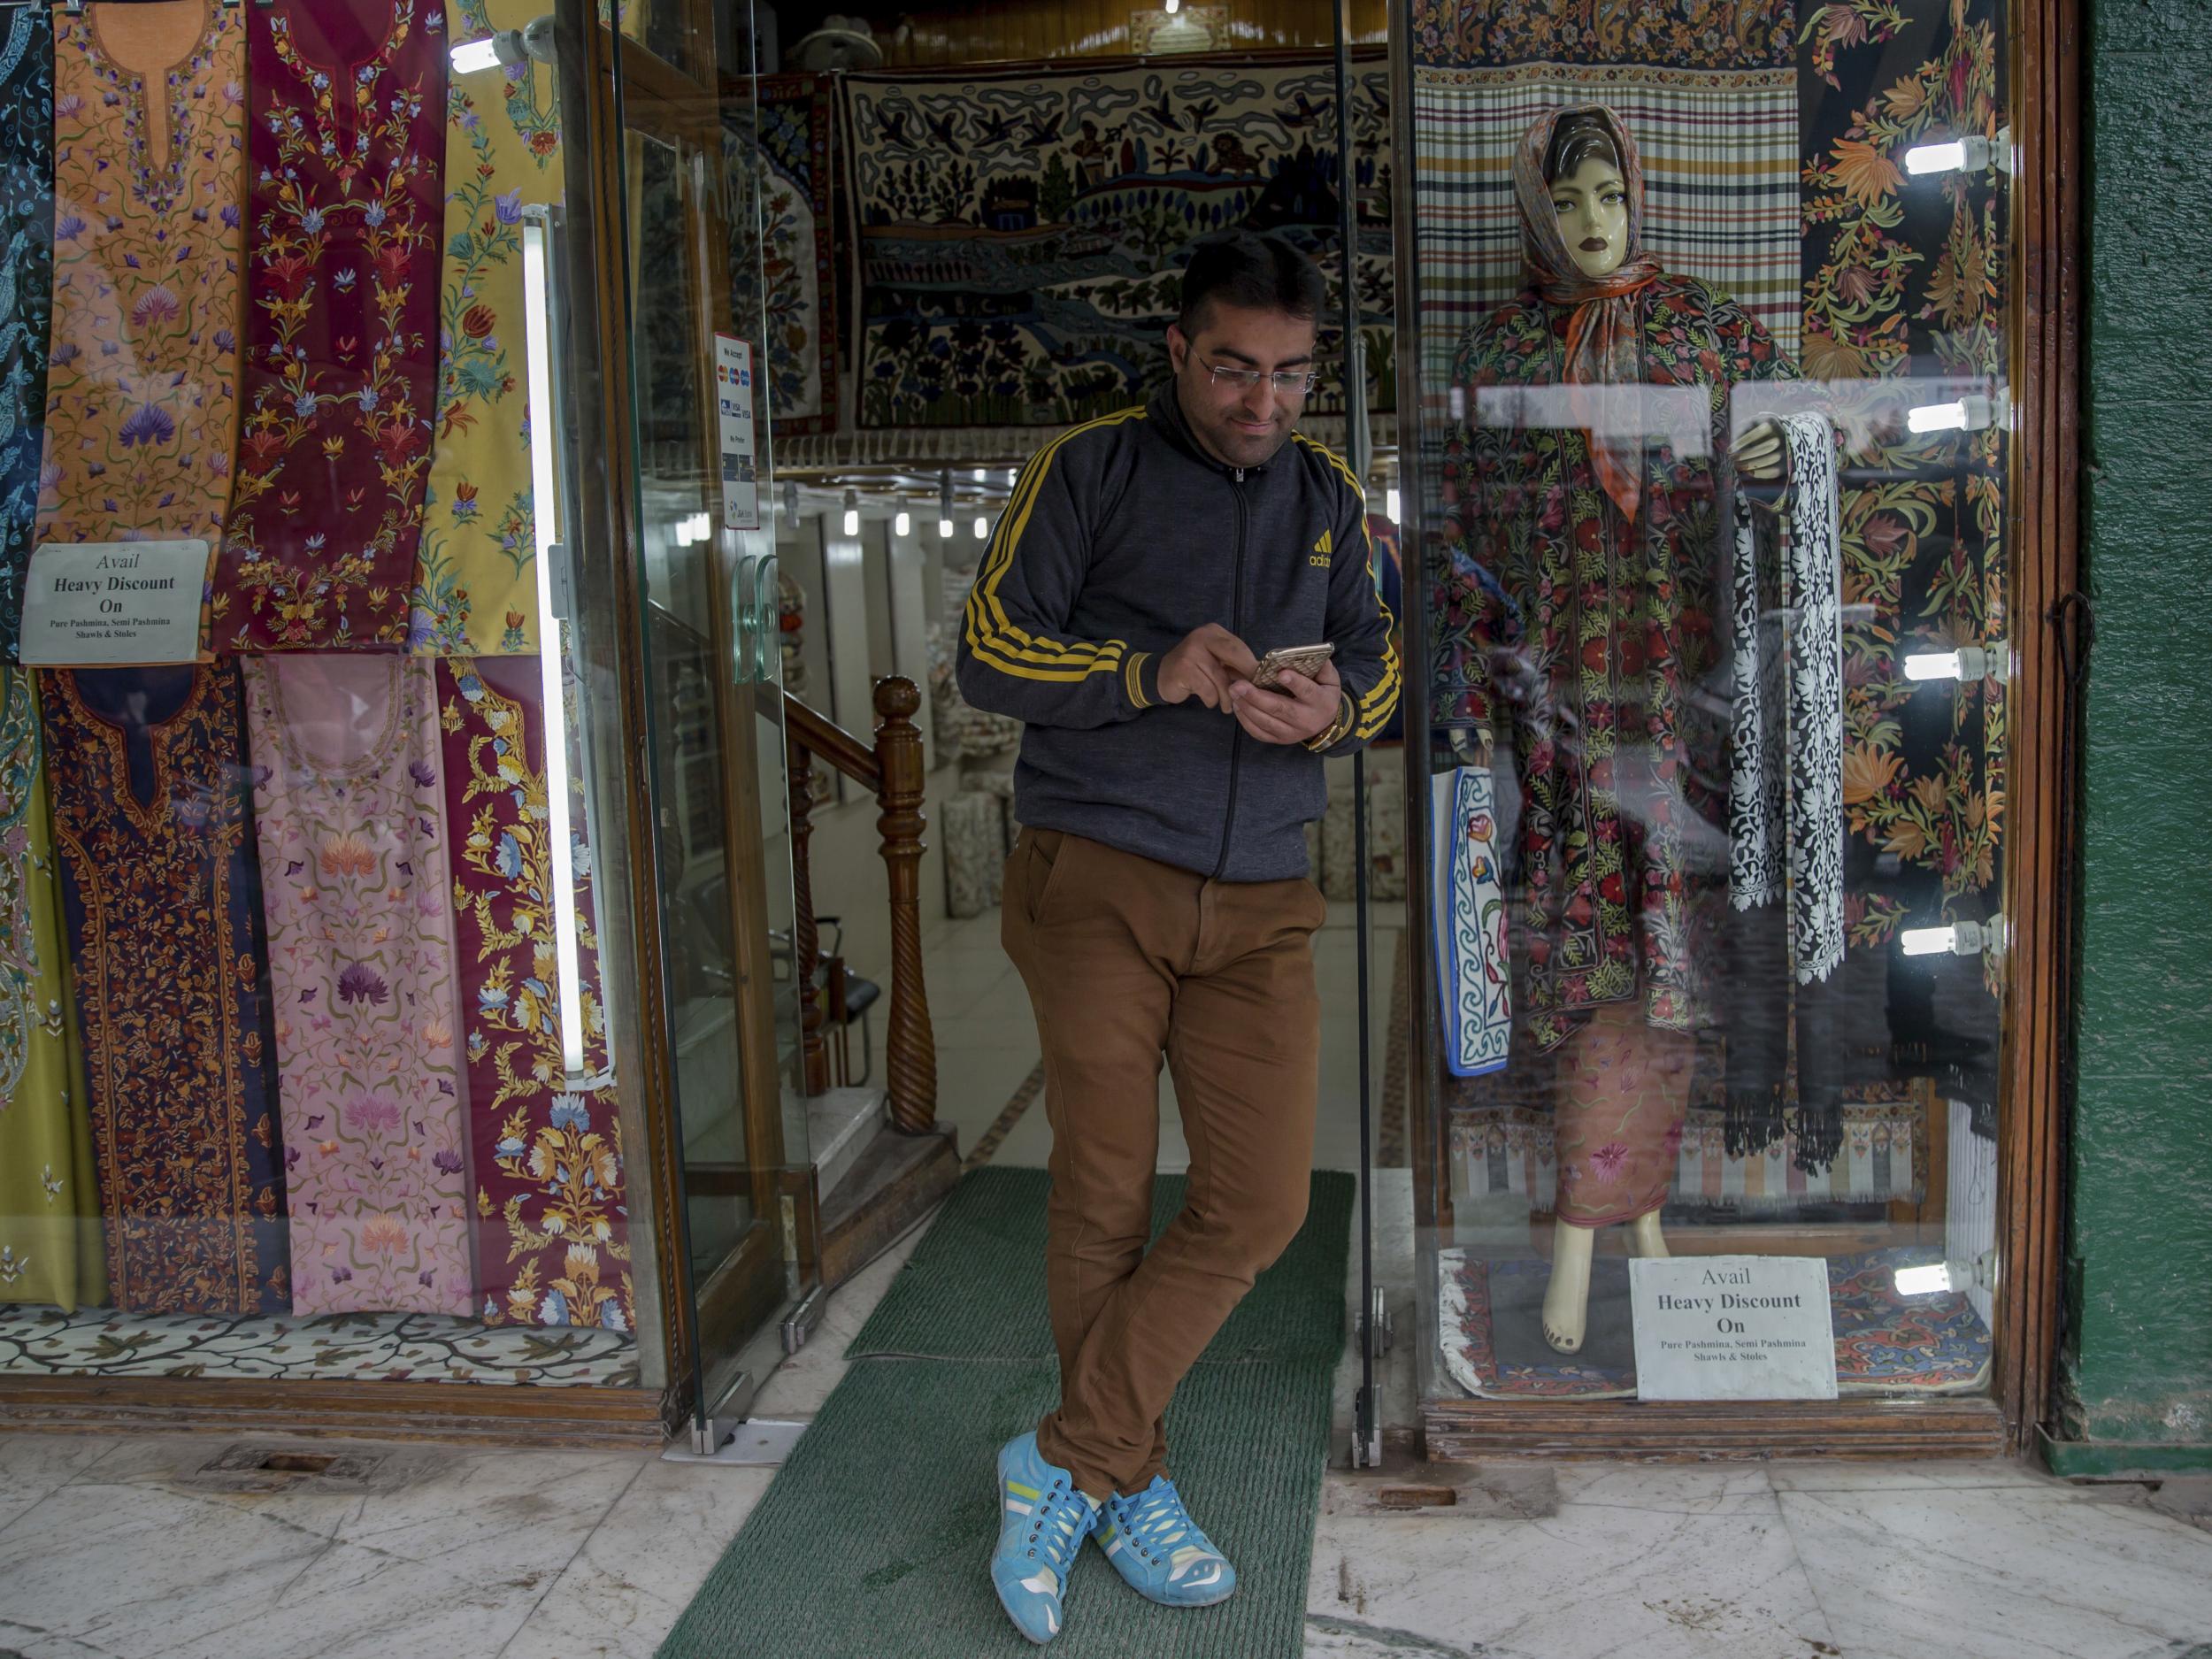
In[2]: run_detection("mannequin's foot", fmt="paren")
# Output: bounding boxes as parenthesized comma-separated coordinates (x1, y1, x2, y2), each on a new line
(1626, 1211, 1670, 1259)
(1541, 1217, 1596, 1353)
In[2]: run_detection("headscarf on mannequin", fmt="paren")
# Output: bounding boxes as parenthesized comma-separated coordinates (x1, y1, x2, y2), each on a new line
(1512, 104, 1664, 521)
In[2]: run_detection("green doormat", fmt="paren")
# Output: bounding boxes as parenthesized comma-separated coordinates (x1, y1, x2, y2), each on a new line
(657, 1167, 1353, 1659)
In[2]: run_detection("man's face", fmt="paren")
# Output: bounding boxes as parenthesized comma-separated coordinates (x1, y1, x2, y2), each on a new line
(1166, 302, 1318, 471)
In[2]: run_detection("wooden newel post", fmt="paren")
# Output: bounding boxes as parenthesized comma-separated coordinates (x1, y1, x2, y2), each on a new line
(872, 676, 937, 1133)
(788, 738, 830, 1097)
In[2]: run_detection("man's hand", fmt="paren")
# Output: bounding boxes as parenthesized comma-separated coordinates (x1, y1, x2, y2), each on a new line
(1229, 658, 1343, 746)
(1156, 623, 1258, 710)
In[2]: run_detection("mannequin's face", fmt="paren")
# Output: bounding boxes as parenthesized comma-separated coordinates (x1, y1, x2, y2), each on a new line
(1550, 157, 1629, 278)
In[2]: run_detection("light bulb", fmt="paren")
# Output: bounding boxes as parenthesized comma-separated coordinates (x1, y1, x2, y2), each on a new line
(973, 515, 988, 540)
(972, 467, 987, 483)
(1386, 487, 1401, 523)
(449, 37, 501, 75)
(842, 508, 859, 535)
(894, 510, 910, 537)
(938, 517, 954, 538)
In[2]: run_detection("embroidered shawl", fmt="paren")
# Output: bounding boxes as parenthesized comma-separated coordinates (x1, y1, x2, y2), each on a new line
(0, 4, 54, 657)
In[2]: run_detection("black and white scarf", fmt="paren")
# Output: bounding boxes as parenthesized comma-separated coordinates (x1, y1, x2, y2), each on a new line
(1728, 411, 1845, 987)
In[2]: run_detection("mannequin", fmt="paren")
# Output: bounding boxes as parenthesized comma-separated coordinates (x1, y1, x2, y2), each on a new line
(1434, 106, 1809, 1354)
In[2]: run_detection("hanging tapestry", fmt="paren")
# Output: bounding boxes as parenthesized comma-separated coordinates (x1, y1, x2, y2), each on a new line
(726, 73, 836, 436)
(218, 0, 446, 652)
(843, 54, 1394, 430)
(437, 653, 628, 1332)
(0, 669, 105, 1312)
(244, 656, 472, 1315)
(1801, 0, 2008, 1108)
(412, 0, 564, 658)
(1408, 1, 1800, 419)
(0, 4, 53, 658)
(42, 662, 288, 1316)
(36, 2, 247, 567)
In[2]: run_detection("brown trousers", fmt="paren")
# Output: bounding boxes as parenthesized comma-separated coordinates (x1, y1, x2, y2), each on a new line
(1002, 828, 1325, 1500)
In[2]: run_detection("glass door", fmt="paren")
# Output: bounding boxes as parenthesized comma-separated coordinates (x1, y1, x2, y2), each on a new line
(601, 0, 808, 1447)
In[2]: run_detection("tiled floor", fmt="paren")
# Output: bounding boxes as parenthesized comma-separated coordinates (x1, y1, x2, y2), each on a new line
(4, 903, 2210, 1657)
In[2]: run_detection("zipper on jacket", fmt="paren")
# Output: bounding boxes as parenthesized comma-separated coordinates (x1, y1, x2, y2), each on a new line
(1212, 472, 1249, 879)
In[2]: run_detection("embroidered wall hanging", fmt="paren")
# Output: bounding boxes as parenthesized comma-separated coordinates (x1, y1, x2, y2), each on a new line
(0, 4, 54, 658)
(218, 0, 446, 651)
(437, 652, 628, 1332)
(42, 662, 288, 1315)
(411, 0, 564, 658)
(727, 73, 836, 436)
(244, 656, 472, 1315)
(36, 2, 248, 564)
(0, 668, 105, 1312)
(843, 54, 1394, 430)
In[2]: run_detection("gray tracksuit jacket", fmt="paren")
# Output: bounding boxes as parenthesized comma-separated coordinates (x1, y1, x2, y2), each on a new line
(956, 381, 1400, 882)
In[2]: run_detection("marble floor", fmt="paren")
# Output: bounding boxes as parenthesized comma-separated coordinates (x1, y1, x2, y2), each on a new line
(4, 904, 2210, 1656)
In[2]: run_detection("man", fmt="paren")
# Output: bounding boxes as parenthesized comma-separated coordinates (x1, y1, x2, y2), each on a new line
(957, 230, 1399, 1644)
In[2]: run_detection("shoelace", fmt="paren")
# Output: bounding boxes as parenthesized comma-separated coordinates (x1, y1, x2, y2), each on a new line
(1020, 1477, 1091, 1576)
(1108, 1481, 1212, 1567)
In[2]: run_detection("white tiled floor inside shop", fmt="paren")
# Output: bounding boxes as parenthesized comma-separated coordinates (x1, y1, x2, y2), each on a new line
(4, 901, 2211, 1658)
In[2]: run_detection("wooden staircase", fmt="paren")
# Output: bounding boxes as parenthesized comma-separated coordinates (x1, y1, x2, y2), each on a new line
(784, 677, 958, 1286)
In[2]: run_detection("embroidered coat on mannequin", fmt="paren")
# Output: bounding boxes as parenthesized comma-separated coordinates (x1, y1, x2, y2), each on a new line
(1432, 105, 1845, 1207)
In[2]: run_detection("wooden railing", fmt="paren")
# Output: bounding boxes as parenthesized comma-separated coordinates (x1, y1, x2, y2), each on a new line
(785, 677, 938, 1134)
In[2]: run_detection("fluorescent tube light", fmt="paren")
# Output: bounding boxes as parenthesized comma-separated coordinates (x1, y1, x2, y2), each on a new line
(1904, 134, 1993, 176)
(522, 218, 588, 1081)
(1893, 1263, 1953, 1294)
(1900, 926, 1957, 957)
(1903, 650, 1961, 681)
(1385, 487, 1401, 524)
(1907, 394, 1994, 434)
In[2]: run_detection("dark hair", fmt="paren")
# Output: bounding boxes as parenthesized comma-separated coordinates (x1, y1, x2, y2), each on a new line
(1177, 230, 1327, 335)
(1544, 113, 1622, 185)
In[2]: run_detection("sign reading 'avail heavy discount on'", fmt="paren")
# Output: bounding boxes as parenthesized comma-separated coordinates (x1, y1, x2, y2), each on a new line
(19, 540, 212, 666)
(1630, 1255, 1839, 1402)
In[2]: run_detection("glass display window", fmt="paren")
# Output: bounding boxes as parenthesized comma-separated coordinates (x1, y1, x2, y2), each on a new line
(1389, 0, 2075, 1457)
(0, 0, 810, 1445)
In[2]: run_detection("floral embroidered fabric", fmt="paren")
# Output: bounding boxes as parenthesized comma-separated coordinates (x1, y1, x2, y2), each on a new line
(0, 4, 54, 656)
(1435, 274, 1797, 1053)
(410, 0, 563, 658)
(42, 663, 288, 1315)
(245, 656, 472, 1314)
(0, 668, 105, 1311)
(37, 2, 248, 557)
(218, 0, 446, 650)
(438, 653, 627, 1331)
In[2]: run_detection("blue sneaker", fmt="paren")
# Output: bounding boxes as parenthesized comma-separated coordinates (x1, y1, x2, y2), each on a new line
(989, 1432, 1099, 1643)
(1094, 1475, 1237, 1607)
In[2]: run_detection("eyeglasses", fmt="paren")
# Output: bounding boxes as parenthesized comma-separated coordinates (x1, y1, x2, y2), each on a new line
(1199, 355, 1319, 396)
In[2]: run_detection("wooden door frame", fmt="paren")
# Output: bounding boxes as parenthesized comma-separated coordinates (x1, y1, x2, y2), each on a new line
(1390, 0, 2080, 1461)
(595, 12, 803, 1423)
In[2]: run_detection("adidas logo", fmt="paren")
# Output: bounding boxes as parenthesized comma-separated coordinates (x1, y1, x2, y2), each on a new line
(1310, 528, 1332, 567)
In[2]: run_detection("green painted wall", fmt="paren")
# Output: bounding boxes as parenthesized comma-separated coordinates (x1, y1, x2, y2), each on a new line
(2061, 0, 2212, 1463)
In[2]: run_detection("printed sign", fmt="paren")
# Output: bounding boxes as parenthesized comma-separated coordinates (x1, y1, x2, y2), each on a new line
(714, 334, 761, 532)
(19, 539, 212, 666)
(1630, 1255, 1839, 1402)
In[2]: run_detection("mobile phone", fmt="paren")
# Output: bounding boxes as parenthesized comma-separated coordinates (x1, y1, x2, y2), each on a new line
(1249, 642, 1334, 691)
